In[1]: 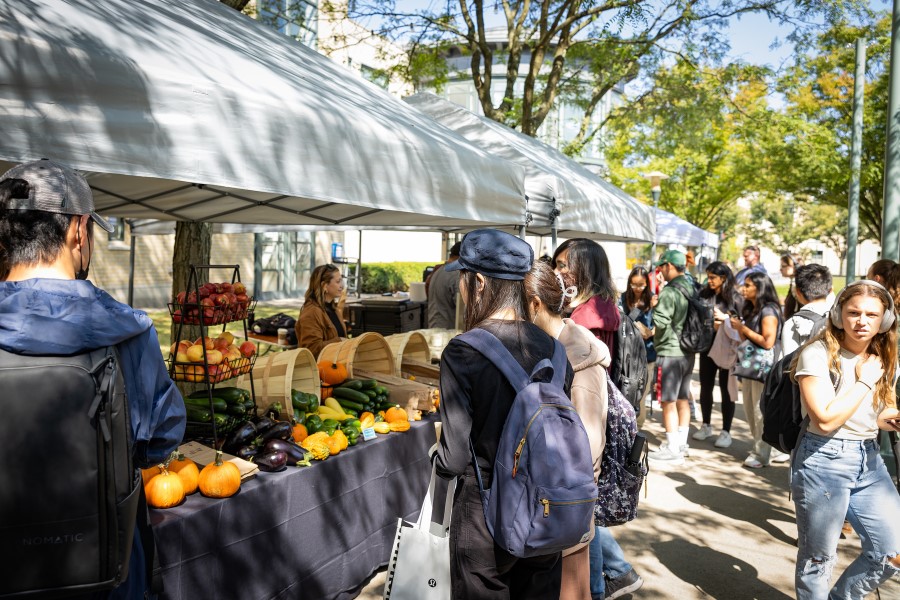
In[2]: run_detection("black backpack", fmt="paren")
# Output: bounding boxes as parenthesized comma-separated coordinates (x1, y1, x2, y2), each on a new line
(671, 282, 715, 354)
(609, 307, 649, 413)
(760, 311, 828, 453)
(0, 346, 141, 597)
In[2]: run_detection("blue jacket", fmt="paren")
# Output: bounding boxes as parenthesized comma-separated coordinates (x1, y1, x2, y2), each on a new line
(0, 278, 186, 599)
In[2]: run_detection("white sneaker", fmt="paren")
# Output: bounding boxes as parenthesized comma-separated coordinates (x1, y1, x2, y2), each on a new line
(649, 445, 684, 465)
(692, 424, 714, 441)
(771, 450, 791, 463)
(714, 431, 733, 448)
(743, 454, 768, 469)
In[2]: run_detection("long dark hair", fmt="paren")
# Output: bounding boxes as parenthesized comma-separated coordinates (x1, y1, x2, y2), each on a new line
(623, 266, 652, 312)
(304, 264, 340, 308)
(741, 271, 781, 320)
(868, 259, 900, 308)
(460, 270, 529, 331)
(551, 238, 617, 304)
(700, 260, 740, 312)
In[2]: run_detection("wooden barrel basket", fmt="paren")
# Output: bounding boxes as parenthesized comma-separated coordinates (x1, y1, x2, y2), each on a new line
(317, 332, 395, 379)
(237, 348, 319, 420)
(384, 331, 431, 377)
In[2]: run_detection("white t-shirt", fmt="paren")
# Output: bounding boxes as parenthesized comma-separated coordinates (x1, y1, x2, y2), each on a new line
(795, 340, 879, 440)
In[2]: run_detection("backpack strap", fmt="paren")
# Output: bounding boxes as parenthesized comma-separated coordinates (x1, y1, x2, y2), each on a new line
(457, 327, 567, 392)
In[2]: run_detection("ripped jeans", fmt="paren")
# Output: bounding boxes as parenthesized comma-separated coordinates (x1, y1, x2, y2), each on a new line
(791, 433, 900, 599)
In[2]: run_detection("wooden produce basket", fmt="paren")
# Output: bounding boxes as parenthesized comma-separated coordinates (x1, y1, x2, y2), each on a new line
(384, 331, 431, 377)
(416, 328, 461, 362)
(318, 332, 395, 378)
(236, 348, 319, 420)
(356, 368, 439, 413)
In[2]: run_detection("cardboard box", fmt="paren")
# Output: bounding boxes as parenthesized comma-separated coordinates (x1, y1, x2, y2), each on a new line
(356, 368, 438, 412)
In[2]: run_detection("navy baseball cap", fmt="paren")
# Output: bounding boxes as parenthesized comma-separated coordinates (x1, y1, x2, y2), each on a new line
(445, 229, 533, 281)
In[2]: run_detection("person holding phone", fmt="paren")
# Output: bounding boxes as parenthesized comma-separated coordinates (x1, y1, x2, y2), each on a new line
(694, 261, 743, 448)
(791, 280, 900, 599)
(620, 266, 657, 428)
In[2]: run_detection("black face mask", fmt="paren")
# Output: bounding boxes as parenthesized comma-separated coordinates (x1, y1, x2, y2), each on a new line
(74, 221, 92, 281)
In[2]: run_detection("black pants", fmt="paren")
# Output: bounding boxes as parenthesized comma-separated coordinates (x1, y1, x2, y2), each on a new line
(449, 466, 562, 600)
(698, 352, 735, 431)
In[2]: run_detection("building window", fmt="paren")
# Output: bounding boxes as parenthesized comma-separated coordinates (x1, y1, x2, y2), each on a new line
(107, 217, 125, 242)
(257, 0, 318, 49)
(360, 64, 389, 89)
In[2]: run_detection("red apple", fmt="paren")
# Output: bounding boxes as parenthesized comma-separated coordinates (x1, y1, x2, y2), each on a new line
(220, 282, 233, 294)
(239, 341, 256, 358)
(233, 282, 246, 295)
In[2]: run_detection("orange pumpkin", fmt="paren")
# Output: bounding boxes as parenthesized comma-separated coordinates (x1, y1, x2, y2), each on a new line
(292, 421, 308, 443)
(325, 435, 343, 456)
(321, 384, 333, 400)
(384, 406, 408, 424)
(198, 451, 241, 498)
(145, 468, 185, 509)
(141, 465, 162, 489)
(168, 452, 200, 495)
(359, 412, 375, 430)
(318, 361, 348, 386)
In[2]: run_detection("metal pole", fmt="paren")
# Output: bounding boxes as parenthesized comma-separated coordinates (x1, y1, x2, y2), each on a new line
(882, 0, 900, 260)
(127, 221, 135, 307)
(848, 38, 866, 283)
(649, 189, 661, 266)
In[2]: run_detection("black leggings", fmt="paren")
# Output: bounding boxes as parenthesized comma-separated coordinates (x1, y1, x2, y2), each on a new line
(698, 351, 735, 431)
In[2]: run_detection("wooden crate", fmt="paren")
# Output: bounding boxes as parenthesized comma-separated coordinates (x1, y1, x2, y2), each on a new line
(318, 332, 395, 378)
(385, 331, 431, 376)
(236, 348, 319, 420)
(356, 368, 439, 412)
(400, 358, 440, 388)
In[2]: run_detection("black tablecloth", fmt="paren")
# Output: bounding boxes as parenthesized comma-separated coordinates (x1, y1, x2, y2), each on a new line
(150, 418, 437, 600)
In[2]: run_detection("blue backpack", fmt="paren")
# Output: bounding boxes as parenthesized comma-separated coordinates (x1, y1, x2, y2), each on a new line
(459, 328, 597, 558)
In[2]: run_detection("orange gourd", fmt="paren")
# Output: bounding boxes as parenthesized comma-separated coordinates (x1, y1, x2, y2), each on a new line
(198, 451, 241, 498)
(331, 429, 349, 451)
(359, 412, 375, 430)
(384, 406, 408, 424)
(326, 436, 342, 456)
(388, 420, 411, 432)
(318, 361, 348, 386)
(292, 421, 308, 443)
(321, 384, 333, 400)
(141, 465, 162, 489)
(167, 452, 200, 495)
(145, 468, 185, 509)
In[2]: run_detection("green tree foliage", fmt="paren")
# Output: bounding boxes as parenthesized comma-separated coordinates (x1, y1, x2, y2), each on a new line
(747, 196, 848, 263)
(345, 0, 864, 138)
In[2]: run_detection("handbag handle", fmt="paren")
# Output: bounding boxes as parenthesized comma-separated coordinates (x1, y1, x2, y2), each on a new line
(415, 463, 456, 533)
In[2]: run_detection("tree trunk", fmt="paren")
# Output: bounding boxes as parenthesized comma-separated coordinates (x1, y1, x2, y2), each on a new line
(171, 222, 213, 346)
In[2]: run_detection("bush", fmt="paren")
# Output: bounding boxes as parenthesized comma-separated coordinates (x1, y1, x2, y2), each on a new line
(360, 262, 436, 294)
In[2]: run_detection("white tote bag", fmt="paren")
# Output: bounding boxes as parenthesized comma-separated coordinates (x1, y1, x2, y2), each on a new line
(383, 465, 457, 600)
(708, 321, 739, 370)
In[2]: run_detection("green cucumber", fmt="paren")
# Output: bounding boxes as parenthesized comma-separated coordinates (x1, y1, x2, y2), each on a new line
(332, 386, 370, 404)
(336, 397, 365, 412)
(358, 379, 378, 390)
(184, 395, 228, 413)
(189, 387, 245, 405)
(226, 404, 248, 417)
(337, 379, 363, 390)
(363, 389, 378, 399)
(374, 385, 389, 397)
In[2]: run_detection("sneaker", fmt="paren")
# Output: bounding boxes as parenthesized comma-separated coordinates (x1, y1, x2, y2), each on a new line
(649, 445, 684, 465)
(692, 424, 714, 441)
(771, 450, 791, 463)
(605, 569, 644, 599)
(680, 444, 690, 458)
(714, 431, 733, 448)
(743, 454, 768, 469)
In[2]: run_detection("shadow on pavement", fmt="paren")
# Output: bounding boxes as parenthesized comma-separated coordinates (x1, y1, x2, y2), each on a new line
(653, 537, 793, 600)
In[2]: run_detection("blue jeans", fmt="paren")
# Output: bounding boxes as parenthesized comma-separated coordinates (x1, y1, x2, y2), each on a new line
(588, 526, 632, 596)
(791, 433, 900, 599)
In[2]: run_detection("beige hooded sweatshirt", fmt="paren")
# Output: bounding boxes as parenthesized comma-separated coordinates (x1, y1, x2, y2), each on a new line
(557, 318, 612, 557)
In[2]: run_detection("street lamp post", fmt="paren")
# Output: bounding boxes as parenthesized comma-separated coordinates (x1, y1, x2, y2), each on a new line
(644, 170, 669, 266)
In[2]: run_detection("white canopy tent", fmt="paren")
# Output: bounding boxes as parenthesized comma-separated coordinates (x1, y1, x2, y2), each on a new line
(655, 209, 719, 249)
(0, 0, 527, 230)
(403, 93, 655, 243)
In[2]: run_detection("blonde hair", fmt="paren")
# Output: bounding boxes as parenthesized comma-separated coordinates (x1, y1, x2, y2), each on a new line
(791, 282, 897, 410)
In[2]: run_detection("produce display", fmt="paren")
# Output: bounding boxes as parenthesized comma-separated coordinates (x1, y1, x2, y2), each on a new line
(169, 332, 257, 383)
(182, 386, 255, 436)
(170, 280, 254, 326)
(197, 451, 242, 498)
(142, 450, 202, 508)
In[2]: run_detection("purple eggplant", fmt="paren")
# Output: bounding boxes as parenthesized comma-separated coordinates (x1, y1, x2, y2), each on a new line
(253, 449, 288, 472)
(265, 439, 311, 465)
(252, 416, 276, 436)
(234, 445, 260, 461)
(256, 420, 293, 445)
(223, 420, 257, 453)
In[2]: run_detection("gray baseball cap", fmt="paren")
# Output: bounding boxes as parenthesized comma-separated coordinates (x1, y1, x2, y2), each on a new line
(0, 159, 114, 232)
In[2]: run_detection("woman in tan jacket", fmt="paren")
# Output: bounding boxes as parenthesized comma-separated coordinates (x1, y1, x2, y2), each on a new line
(525, 261, 610, 600)
(296, 264, 346, 358)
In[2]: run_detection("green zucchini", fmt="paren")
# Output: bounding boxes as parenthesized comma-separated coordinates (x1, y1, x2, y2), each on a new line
(212, 413, 232, 430)
(337, 379, 363, 391)
(226, 404, 248, 417)
(336, 397, 365, 412)
(332, 386, 370, 404)
(184, 395, 228, 413)
(185, 406, 212, 423)
(189, 387, 245, 405)
(358, 379, 378, 390)
(374, 385, 389, 397)
(363, 389, 378, 399)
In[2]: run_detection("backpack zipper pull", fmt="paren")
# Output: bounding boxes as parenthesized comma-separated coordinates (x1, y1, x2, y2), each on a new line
(512, 436, 527, 478)
(541, 498, 550, 517)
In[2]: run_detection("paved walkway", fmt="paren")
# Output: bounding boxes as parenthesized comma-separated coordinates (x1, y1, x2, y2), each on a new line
(355, 374, 900, 599)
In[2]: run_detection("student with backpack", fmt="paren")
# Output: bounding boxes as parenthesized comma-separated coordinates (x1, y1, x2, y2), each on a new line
(433, 229, 588, 599)
(620, 266, 657, 429)
(693, 261, 743, 448)
(0, 160, 186, 598)
(525, 261, 646, 600)
(729, 271, 787, 469)
(780, 264, 832, 355)
(790, 281, 900, 599)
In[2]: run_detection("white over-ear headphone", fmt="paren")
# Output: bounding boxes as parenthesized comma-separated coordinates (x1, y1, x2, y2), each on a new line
(829, 280, 896, 333)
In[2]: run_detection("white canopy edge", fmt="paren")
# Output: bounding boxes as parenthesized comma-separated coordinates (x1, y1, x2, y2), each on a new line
(656, 209, 719, 248)
(0, 0, 526, 229)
